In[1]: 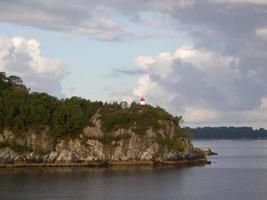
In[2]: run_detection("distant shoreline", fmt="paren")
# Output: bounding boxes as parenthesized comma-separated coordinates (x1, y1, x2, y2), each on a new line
(192, 138, 267, 140)
(185, 127, 267, 140)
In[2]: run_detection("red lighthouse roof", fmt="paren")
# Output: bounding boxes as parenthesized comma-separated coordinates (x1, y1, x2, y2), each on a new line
(140, 97, 145, 101)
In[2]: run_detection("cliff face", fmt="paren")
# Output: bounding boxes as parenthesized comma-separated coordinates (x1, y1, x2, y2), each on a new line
(0, 111, 206, 166)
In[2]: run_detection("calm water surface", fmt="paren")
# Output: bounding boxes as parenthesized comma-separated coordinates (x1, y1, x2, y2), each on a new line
(0, 140, 267, 200)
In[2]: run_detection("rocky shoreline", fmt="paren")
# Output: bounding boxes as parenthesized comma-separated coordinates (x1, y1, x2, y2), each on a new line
(0, 144, 208, 168)
(202, 148, 218, 156)
(0, 110, 208, 168)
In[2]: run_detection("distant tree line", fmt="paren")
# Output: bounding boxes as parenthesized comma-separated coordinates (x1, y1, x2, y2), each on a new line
(185, 127, 267, 139)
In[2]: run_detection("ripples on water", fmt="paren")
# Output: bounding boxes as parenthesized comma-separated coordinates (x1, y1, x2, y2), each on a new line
(0, 140, 267, 200)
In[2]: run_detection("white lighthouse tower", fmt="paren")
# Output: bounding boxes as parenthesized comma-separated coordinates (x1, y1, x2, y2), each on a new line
(139, 96, 146, 105)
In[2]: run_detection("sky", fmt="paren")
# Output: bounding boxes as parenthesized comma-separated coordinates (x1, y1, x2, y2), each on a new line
(0, 0, 267, 128)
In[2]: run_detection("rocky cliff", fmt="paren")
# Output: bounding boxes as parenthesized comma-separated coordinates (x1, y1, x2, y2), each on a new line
(0, 109, 207, 167)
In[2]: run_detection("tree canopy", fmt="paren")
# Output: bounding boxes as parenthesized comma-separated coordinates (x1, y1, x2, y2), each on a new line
(0, 72, 182, 138)
(0, 72, 103, 137)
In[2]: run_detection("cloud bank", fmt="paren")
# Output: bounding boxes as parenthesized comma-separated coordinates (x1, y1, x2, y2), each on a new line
(0, 36, 66, 97)
(132, 45, 267, 128)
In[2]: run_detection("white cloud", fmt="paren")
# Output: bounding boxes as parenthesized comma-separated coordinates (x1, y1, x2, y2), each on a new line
(133, 45, 239, 104)
(135, 52, 174, 78)
(132, 45, 267, 128)
(260, 97, 267, 110)
(175, 45, 239, 72)
(183, 106, 218, 122)
(133, 75, 156, 97)
(0, 36, 66, 97)
(256, 28, 267, 41)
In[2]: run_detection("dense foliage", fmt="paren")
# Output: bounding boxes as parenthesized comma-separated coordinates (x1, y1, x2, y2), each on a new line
(155, 134, 185, 151)
(100, 102, 182, 134)
(0, 72, 103, 137)
(186, 127, 267, 139)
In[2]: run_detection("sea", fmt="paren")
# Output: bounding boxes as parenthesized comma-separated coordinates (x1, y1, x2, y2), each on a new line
(0, 140, 267, 200)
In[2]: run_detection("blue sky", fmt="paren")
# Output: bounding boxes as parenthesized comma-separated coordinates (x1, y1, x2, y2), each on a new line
(0, 0, 267, 128)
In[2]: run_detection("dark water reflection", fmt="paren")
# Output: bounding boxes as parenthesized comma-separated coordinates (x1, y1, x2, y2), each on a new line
(0, 140, 267, 200)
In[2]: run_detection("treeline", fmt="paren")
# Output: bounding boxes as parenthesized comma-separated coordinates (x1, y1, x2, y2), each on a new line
(185, 127, 267, 139)
(0, 72, 103, 137)
(0, 72, 182, 138)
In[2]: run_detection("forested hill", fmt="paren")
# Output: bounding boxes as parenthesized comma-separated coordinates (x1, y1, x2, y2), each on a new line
(0, 72, 104, 137)
(0, 72, 209, 165)
(186, 127, 267, 139)
(0, 72, 182, 138)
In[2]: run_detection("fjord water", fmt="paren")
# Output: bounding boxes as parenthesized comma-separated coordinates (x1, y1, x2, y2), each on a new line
(1, 140, 267, 200)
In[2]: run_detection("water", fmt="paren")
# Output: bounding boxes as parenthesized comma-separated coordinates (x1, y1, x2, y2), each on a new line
(0, 140, 267, 200)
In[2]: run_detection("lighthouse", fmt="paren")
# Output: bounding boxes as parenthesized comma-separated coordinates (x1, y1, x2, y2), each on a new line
(139, 96, 146, 105)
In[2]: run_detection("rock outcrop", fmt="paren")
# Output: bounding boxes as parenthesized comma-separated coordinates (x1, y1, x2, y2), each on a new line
(202, 148, 218, 156)
(0, 111, 207, 167)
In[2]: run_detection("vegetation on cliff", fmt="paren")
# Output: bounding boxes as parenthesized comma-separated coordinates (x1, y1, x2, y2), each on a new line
(0, 72, 184, 140)
(100, 103, 182, 133)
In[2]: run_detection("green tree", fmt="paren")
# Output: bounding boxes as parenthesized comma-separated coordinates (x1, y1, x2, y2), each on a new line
(8, 75, 23, 86)
(0, 72, 9, 90)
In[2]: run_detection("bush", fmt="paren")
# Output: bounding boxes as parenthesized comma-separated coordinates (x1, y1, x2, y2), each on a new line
(155, 135, 184, 151)
(0, 142, 32, 153)
(133, 125, 149, 135)
(98, 133, 131, 144)
(100, 103, 182, 134)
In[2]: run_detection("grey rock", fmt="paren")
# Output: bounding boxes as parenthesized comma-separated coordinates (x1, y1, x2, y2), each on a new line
(0, 147, 17, 164)
(0, 118, 207, 165)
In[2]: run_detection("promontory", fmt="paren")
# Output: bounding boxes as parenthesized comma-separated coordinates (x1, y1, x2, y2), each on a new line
(0, 72, 207, 167)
